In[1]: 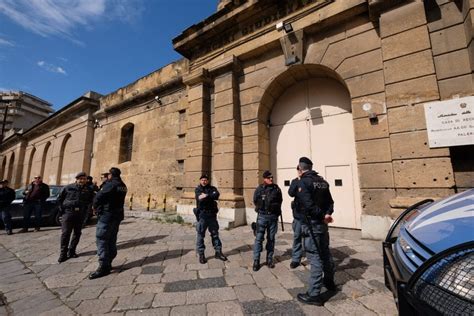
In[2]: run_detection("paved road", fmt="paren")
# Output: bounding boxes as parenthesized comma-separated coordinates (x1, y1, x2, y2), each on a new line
(0, 217, 397, 315)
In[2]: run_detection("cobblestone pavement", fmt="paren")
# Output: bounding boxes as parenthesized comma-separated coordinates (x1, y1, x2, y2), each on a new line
(0, 217, 397, 315)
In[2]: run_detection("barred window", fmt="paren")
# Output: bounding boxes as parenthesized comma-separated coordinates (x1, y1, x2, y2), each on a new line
(119, 123, 134, 163)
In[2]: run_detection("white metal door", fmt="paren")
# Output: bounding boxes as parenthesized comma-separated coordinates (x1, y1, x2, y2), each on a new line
(269, 77, 361, 229)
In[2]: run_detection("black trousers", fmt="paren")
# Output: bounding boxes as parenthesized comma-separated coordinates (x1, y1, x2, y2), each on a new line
(60, 211, 84, 255)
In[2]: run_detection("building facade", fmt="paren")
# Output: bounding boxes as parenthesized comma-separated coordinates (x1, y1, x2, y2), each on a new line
(2, 0, 473, 239)
(0, 91, 54, 140)
(0, 92, 100, 188)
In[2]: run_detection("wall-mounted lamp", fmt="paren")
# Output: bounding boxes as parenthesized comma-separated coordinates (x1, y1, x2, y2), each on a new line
(154, 96, 162, 106)
(93, 119, 102, 129)
(276, 21, 293, 33)
(362, 103, 378, 125)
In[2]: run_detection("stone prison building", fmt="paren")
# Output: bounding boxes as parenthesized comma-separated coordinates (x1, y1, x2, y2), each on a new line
(1, 0, 473, 239)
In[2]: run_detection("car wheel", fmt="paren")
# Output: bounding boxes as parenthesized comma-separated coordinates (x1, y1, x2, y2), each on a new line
(54, 209, 62, 226)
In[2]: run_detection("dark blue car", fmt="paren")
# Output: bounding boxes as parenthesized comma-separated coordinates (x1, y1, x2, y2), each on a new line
(383, 189, 473, 315)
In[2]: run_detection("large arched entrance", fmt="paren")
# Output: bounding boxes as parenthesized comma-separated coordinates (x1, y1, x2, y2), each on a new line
(265, 66, 361, 229)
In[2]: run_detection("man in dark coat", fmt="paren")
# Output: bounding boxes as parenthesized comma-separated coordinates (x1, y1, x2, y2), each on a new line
(290, 157, 337, 306)
(19, 175, 50, 232)
(195, 174, 227, 264)
(0, 180, 16, 235)
(57, 172, 94, 262)
(89, 167, 127, 279)
(252, 170, 282, 271)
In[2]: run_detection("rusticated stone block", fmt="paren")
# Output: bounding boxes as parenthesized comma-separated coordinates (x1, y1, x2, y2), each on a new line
(385, 75, 439, 108)
(346, 70, 385, 98)
(383, 50, 435, 84)
(243, 169, 259, 190)
(351, 93, 386, 119)
(380, 2, 427, 38)
(427, 1, 464, 32)
(396, 188, 454, 199)
(430, 24, 469, 56)
(434, 49, 471, 80)
(240, 86, 264, 106)
(321, 29, 381, 70)
(388, 104, 426, 133)
(438, 73, 474, 99)
(393, 158, 455, 188)
(358, 163, 394, 188)
(213, 153, 242, 171)
(336, 49, 383, 79)
(215, 103, 236, 123)
(360, 189, 396, 216)
(381, 26, 431, 61)
(356, 138, 392, 163)
(215, 120, 241, 138)
(390, 131, 450, 160)
(214, 89, 234, 108)
(353, 115, 389, 141)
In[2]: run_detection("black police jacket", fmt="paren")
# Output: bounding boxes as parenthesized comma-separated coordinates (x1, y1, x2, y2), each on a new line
(58, 183, 94, 211)
(288, 170, 334, 221)
(0, 187, 15, 208)
(195, 184, 219, 213)
(253, 183, 282, 215)
(93, 176, 128, 220)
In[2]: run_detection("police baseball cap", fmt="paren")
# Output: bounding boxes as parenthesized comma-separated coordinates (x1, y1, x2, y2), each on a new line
(75, 172, 87, 179)
(200, 174, 209, 180)
(299, 157, 313, 165)
(262, 170, 273, 178)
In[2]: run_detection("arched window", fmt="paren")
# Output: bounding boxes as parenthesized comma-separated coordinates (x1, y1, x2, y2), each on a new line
(7, 152, 14, 183)
(25, 147, 36, 185)
(119, 123, 134, 163)
(0, 156, 6, 180)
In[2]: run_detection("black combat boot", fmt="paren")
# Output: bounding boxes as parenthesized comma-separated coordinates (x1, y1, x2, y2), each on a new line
(297, 293, 324, 306)
(253, 259, 260, 271)
(58, 253, 68, 263)
(215, 251, 227, 261)
(199, 253, 207, 264)
(88, 265, 111, 279)
(324, 279, 337, 291)
(290, 261, 300, 269)
(67, 249, 79, 259)
(267, 258, 275, 269)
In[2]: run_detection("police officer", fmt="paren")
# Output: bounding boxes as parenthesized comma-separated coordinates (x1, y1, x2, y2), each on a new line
(89, 167, 127, 279)
(0, 180, 16, 235)
(289, 157, 337, 306)
(252, 170, 282, 271)
(83, 176, 99, 227)
(57, 172, 94, 263)
(288, 165, 304, 269)
(195, 174, 227, 264)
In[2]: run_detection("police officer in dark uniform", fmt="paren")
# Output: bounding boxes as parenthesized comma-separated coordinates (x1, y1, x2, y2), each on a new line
(290, 157, 337, 306)
(195, 174, 227, 264)
(0, 180, 16, 235)
(288, 165, 304, 269)
(57, 172, 94, 263)
(252, 170, 282, 271)
(89, 167, 127, 279)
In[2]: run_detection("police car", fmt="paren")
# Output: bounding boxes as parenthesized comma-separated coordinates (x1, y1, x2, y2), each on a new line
(383, 189, 473, 315)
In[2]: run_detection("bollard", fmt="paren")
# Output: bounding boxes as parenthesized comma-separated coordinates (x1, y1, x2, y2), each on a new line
(129, 193, 134, 210)
(147, 193, 151, 211)
(163, 194, 167, 212)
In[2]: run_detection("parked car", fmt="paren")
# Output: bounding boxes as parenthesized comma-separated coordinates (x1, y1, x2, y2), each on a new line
(7, 185, 64, 226)
(383, 189, 473, 315)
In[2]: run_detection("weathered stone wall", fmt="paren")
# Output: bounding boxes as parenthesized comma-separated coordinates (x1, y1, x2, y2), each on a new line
(91, 88, 187, 211)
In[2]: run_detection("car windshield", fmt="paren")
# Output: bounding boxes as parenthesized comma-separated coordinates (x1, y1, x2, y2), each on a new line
(50, 186, 62, 197)
(14, 189, 24, 200)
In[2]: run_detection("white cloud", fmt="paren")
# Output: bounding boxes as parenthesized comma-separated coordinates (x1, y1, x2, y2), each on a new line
(0, 0, 144, 44)
(0, 37, 14, 46)
(37, 60, 67, 75)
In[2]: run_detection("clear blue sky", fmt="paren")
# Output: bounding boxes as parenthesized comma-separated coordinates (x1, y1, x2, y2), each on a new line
(0, 0, 217, 110)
